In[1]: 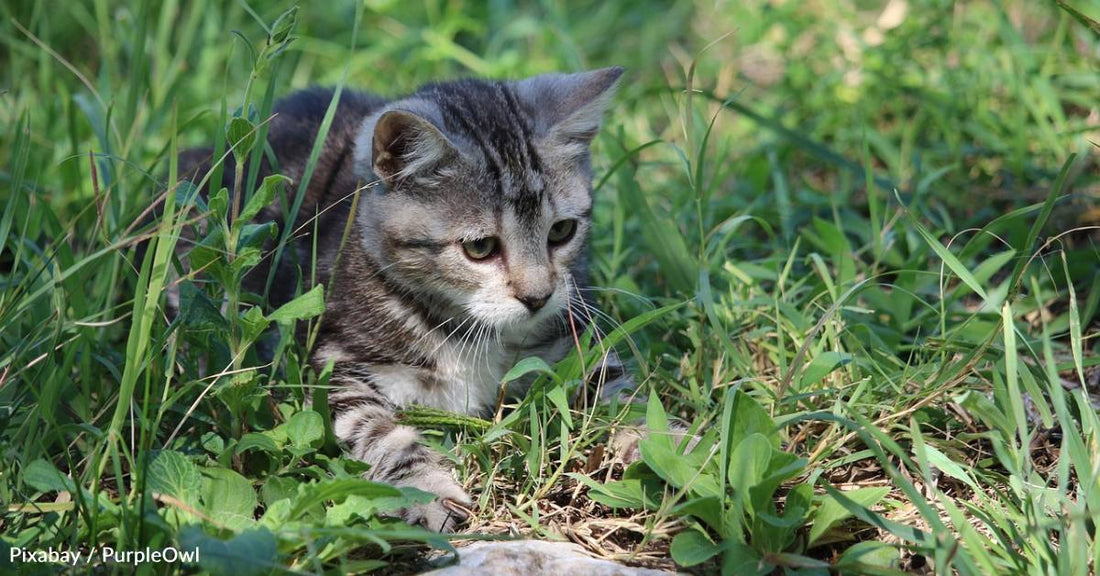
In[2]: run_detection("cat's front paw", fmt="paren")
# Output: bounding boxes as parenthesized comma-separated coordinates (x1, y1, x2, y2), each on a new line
(399, 469, 474, 533)
(609, 422, 700, 465)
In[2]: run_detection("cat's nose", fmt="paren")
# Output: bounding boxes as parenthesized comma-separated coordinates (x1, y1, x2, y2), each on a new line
(516, 292, 551, 312)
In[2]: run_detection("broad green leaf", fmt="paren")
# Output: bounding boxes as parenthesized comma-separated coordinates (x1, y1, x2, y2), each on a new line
(726, 390, 778, 452)
(179, 282, 229, 331)
(644, 390, 671, 438)
(728, 434, 772, 509)
(202, 432, 226, 455)
(188, 229, 229, 285)
(259, 499, 292, 530)
(147, 450, 202, 507)
(322, 488, 433, 526)
(284, 411, 325, 451)
(922, 445, 980, 493)
(209, 188, 230, 221)
(770, 553, 830, 570)
(800, 351, 852, 388)
(809, 486, 890, 545)
(289, 478, 403, 519)
(639, 392, 720, 496)
(226, 116, 257, 162)
(233, 246, 264, 274)
(645, 459, 720, 498)
(236, 222, 277, 252)
(747, 450, 806, 514)
(179, 526, 277, 576)
(836, 541, 903, 572)
(236, 174, 289, 229)
(262, 476, 300, 507)
(671, 530, 723, 567)
(202, 467, 257, 531)
(721, 542, 768, 576)
(239, 306, 271, 344)
(268, 284, 325, 325)
(753, 482, 813, 555)
(761, 483, 812, 531)
(326, 494, 377, 526)
(22, 459, 77, 493)
(502, 356, 558, 383)
(366, 486, 437, 516)
(236, 432, 281, 455)
(672, 496, 726, 533)
(566, 474, 657, 509)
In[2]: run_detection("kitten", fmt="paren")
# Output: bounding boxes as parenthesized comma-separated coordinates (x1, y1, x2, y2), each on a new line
(177, 68, 631, 532)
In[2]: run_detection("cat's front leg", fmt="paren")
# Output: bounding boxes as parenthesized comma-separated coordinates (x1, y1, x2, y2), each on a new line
(327, 367, 473, 532)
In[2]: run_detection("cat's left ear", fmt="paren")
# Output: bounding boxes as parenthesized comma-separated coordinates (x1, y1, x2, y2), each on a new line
(515, 67, 623, 145)
(368, 110, 459, 184)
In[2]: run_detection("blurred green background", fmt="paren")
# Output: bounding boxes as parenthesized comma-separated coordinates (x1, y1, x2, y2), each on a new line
(2, 0, 1099, 573)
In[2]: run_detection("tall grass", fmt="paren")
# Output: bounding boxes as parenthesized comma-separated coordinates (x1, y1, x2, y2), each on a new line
(1, 0, 1098, 573)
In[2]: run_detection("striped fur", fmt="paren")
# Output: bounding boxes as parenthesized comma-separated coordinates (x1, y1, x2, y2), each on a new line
(179, 68, 628, 532)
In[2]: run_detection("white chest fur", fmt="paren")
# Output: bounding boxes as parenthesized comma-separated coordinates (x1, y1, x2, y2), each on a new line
(369, 328, 573, 415)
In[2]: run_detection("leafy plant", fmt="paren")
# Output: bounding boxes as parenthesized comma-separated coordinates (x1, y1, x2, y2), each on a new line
(1, 0, 1097, 573)
(573, 390, 891, 575)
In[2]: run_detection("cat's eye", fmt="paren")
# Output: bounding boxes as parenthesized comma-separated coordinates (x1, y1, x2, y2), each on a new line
(462, 237, 499, 260)
(548, 219, 577, 245)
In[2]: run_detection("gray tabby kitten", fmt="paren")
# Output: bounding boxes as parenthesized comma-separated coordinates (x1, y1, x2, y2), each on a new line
(179, 67, 629, 532)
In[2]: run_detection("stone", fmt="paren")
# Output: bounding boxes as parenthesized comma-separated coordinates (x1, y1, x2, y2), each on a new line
(422, 540, 677, 576)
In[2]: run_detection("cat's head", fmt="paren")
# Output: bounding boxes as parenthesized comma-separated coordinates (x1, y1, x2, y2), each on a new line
(353, 67, 622, 335)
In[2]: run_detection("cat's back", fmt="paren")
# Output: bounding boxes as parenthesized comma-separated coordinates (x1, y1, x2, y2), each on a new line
(215, 88, 387, 304)
(265, 87, 387, 211)
(176, 87, 386, 212)
(268, 88, 386, 162)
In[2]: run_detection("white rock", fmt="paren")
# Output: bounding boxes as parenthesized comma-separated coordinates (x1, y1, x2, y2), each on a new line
(422, 540, 677, 576)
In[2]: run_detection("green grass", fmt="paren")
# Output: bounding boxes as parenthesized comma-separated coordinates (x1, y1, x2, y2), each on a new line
(2, 0, 1099, 574)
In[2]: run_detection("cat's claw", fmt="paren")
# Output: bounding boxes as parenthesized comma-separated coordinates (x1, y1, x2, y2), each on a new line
(402, 496, 473, 533)
(398, 474, 474, 533)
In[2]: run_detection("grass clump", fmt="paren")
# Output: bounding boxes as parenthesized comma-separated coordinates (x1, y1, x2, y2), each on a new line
(2, 0, 1099, 574)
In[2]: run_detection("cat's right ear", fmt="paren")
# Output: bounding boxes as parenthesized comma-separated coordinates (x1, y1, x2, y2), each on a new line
(515, 67, 624, 145)
(370, 110, 457, 183)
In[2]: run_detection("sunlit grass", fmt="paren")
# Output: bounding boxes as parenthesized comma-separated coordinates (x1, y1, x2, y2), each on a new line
(1, 1, 1098, 573)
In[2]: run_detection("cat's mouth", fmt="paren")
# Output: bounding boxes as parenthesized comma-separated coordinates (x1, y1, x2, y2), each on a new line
(506, 301, 560, 328)
(460, 283, 570, 337)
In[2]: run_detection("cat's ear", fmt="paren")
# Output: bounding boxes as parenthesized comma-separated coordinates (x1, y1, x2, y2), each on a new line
(370, 110, 458, 182)
(515, 67, 623, 145)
